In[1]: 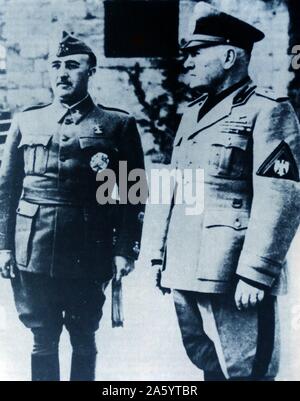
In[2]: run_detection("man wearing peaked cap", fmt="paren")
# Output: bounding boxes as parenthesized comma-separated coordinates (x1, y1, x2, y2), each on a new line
(0, 31, 146, 381)
(183, 1, 265, 52)
(152, 2, 300, 381)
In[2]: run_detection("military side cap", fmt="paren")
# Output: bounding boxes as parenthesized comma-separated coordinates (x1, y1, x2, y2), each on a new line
(55, 31, 97, 66)
(183, 2, 265, 52)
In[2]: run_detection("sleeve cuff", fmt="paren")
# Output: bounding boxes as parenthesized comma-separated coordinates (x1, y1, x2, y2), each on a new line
(237, 253, 282, 288)
(238, 276, 269, 291)
(113, 240, 141, 261)
(151, 259, 163, 267)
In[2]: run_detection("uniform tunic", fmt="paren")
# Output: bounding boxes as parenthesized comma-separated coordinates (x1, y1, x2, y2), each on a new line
(158, 80, 300, 295)
(0, 95, 145, 282)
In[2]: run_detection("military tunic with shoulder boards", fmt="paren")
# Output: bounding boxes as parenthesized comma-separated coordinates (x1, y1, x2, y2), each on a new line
(159, 80, 300, 295)
(0, 95, 145, 281)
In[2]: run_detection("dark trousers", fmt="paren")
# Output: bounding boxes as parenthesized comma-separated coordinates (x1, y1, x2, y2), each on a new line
(11, 271, 109, 380)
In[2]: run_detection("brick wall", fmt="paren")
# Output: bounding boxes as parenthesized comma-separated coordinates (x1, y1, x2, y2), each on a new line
(0, 0, 295, 157)
(286, 0, 300, 116)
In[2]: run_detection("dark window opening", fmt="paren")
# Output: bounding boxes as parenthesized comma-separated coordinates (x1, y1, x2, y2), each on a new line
(0, 111, 12, 166)
(104, 0, 179, 57)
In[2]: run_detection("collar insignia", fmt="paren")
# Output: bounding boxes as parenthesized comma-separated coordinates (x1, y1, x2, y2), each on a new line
(93, 125, 103, 135)
(71, 109, 82, 121)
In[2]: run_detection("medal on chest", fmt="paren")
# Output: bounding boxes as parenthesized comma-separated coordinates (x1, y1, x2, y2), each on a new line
(90, 152, 110, 173)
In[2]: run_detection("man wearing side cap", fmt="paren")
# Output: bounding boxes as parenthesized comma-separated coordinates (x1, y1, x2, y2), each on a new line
(152, 2, 300, 381)
(0, 32, 145, 381)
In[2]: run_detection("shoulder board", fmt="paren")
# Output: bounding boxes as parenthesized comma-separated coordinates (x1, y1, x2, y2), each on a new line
(22, 103, 51, 112)
(97, 104, 130, 115)
(187, 93, 208, 108)
(255, 87, 288, 102)
(233, 84, 256, 106)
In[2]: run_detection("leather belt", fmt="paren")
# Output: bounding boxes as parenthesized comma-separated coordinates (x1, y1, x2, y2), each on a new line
(23, 186, 93, 206)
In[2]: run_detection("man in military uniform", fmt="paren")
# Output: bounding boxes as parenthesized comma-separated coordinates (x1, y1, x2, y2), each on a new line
(153, 2, 300, 381)
(0, 32, 145, 381)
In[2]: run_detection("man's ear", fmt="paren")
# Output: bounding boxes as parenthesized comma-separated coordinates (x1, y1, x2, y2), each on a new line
(88, 67, 96, 77)
(223, 47, 237, 70)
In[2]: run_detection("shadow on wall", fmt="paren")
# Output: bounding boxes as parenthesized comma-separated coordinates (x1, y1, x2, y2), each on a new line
(119, 57, 192, 164)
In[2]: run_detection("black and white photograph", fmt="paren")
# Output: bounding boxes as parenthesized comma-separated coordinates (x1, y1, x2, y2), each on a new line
(0, 0, 300, 383)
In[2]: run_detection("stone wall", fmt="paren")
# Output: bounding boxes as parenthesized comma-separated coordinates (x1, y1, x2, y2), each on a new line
(286, 0, 300, 116)
(0, 0, 296, 159)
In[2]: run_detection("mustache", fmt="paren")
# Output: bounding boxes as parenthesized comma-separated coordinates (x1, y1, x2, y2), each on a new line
(57, 80, 72, 86)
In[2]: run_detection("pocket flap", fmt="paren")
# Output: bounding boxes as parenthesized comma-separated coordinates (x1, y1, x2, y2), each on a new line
(204, 209, 249, 230)
(18, 134, 52, 148)
(16, 200, 39, 217)
(79, 136, 105, 149)
(212, 133, 248, 150)
(79, 136, 118, 155)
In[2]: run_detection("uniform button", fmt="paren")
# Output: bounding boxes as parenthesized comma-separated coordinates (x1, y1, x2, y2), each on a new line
(137, 212, 144, 223)
(232, 198, 243, 208)
(234, 219, 241, 228)
(133, 241, 140, 254)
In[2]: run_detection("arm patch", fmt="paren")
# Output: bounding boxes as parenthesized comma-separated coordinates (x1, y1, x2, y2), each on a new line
(256, 140, 299, 182)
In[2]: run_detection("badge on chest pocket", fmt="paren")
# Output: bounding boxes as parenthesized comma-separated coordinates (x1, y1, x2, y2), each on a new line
(208, 133, 251, 179)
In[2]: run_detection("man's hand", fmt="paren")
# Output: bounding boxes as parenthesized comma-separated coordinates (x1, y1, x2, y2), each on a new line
(234, 279, 265, 311)
(113, 256, 135, 282)
(0, 251, 16, 279)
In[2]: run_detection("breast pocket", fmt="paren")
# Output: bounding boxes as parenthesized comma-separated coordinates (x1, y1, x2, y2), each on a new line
(15, 200, 39, 267)
(18, 134, 52, 175)
(79, 136, 119, 170)
(208, 133, 251, 179)
(79, 136, 117, 151)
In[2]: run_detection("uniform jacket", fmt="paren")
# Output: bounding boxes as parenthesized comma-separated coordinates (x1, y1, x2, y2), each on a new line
(0, 95, 145, 280)
(155, 80, 300, 295)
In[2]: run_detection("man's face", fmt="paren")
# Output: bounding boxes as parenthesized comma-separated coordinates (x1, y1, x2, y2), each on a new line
(48, 54, 92, 103)
(183, 45, 225, 92)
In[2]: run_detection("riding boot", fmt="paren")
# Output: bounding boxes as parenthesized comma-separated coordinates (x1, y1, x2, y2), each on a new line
(31, 353, 60, 381)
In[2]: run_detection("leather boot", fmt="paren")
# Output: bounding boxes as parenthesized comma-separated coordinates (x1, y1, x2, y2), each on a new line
(70, 353, 97, 381)
(31, 353, 60, 381)
(204, 370, 226, 381)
